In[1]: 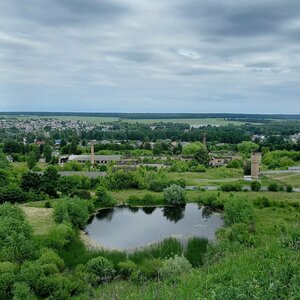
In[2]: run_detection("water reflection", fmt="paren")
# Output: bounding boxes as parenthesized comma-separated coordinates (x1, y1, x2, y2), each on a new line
(95, 208, 114, 222)
(142, 206, 156, 215)
(86, 203, 223, 249)
(162, 205, 185, 223)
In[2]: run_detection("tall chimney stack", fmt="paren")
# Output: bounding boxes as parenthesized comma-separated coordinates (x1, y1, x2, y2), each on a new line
(91, 140, 95, 166)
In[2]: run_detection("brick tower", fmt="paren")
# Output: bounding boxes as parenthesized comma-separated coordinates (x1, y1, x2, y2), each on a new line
(251, 152, 261, 179)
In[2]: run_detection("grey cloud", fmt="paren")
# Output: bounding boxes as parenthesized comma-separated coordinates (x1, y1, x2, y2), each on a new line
(1, 0, 300, 112)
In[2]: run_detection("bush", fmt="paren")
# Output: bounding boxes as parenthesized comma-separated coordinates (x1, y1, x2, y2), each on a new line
(86, 256, 115, 283)
(250, 181, 261, 191)
(254, 197, 270, 208)
(53, 198, 89, 229)
(117, 260, 138, 278)
(268, 182, 283, 192)
(221, 183, 242, 192)
(70, 190, 92, 199)
(44, 200, 51, 208)
(46, 223, 76, 249)
(0, 186, 27, 204)
(160, 255, 192, 280)
(163, 184, 186, 205)
(95, 187, 116, 207)
(135, 258, 163, 280)
(227, 223, 255, 246)
(286, 185, 293, 193)
(224, 197, 254, 226)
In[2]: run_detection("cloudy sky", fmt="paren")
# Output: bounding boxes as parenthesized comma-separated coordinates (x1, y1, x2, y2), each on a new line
(1, 0, 300, 113)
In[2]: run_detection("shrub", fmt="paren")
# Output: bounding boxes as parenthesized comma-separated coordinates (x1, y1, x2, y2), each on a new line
(136, 258, 163, 280)
(0, 186, 27, 204)
(224, 197, 254, 226)
(95, 187, 116, 207)
(286, 185, 293, 193)
(254, 197, 270, 208)
(221, 182, 243, 192)
(227, 223, 255, 246)
(46, 223, 76, 249)
(160, 255, 192, 280)
(71, 190, 92, 200)
(44, 200, 51, 208)
(250, 181, 261, 191)
(117, 260, 137, 278)
(163, 184, 186, 205)
(53, 198, 89, 229)
(86, 256, 115, 283)
(268, 182, 284, 192)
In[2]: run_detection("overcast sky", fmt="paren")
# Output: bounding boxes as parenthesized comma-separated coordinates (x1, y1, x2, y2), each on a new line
(1, 0, 300, 113)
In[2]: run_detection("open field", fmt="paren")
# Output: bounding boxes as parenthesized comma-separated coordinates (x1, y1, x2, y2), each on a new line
(21, 206, 55, 235)
(264, 173, 300, 188)
(8, 114, 250, 125)
(122, 118, 248, 126)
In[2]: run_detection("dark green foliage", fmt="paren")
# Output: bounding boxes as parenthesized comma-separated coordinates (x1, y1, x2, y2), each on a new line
(41, 167, 60, 197)
(26, 151, 37, 170)
(21, 172, 42, 193)
(194, 147, 210, 167)
(86, 256, 115, 283)
(0, 186, 27, 204)
(268, 182, 284, 192)
(185, 237, 208, 267)
(221, 182, 243, 192)
(53, 197, 89, 229)
(224, 197, 254, 226)
(254, 197, 270, 208)
(243, 161, 251, 175)
(286, 185, 293, 193)
(0, 203, 36, 263)
(71, 189, 91, 199)
(95, 186, 116, 207)
(251, 181, 261, 191)
(44, 200, 51, 208)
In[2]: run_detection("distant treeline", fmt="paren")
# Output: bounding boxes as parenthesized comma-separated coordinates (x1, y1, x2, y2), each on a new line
(1, 112, 300, 120)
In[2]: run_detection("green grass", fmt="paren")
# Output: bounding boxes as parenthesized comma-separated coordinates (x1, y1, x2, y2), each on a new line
(166, 168, 243, 187)
(21, 206, 56, 235)
(111, 189, 162, 204)
(265, 173, 300, 187)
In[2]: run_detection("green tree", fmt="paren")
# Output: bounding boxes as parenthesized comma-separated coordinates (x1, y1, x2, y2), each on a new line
(194, 147, 210, 167)
(26, 152, 37, 170)
(53, 198, 89, 229)
(182, 142, 203, 155)
(21, 172, 42, 193)
(44, 145, 52, 163)
(0, 203, 36, 263)
(163, 184, 186, 205)
(237, 141, 259, 158)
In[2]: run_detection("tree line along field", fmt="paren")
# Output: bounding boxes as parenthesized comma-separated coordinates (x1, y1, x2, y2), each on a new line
(11, 114, 248, 126)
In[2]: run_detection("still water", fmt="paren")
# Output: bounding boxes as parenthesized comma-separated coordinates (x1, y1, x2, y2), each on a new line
(85, 203, 223, 249)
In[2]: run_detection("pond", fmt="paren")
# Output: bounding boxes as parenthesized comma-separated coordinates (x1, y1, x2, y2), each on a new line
(85, 203, 223, 250)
